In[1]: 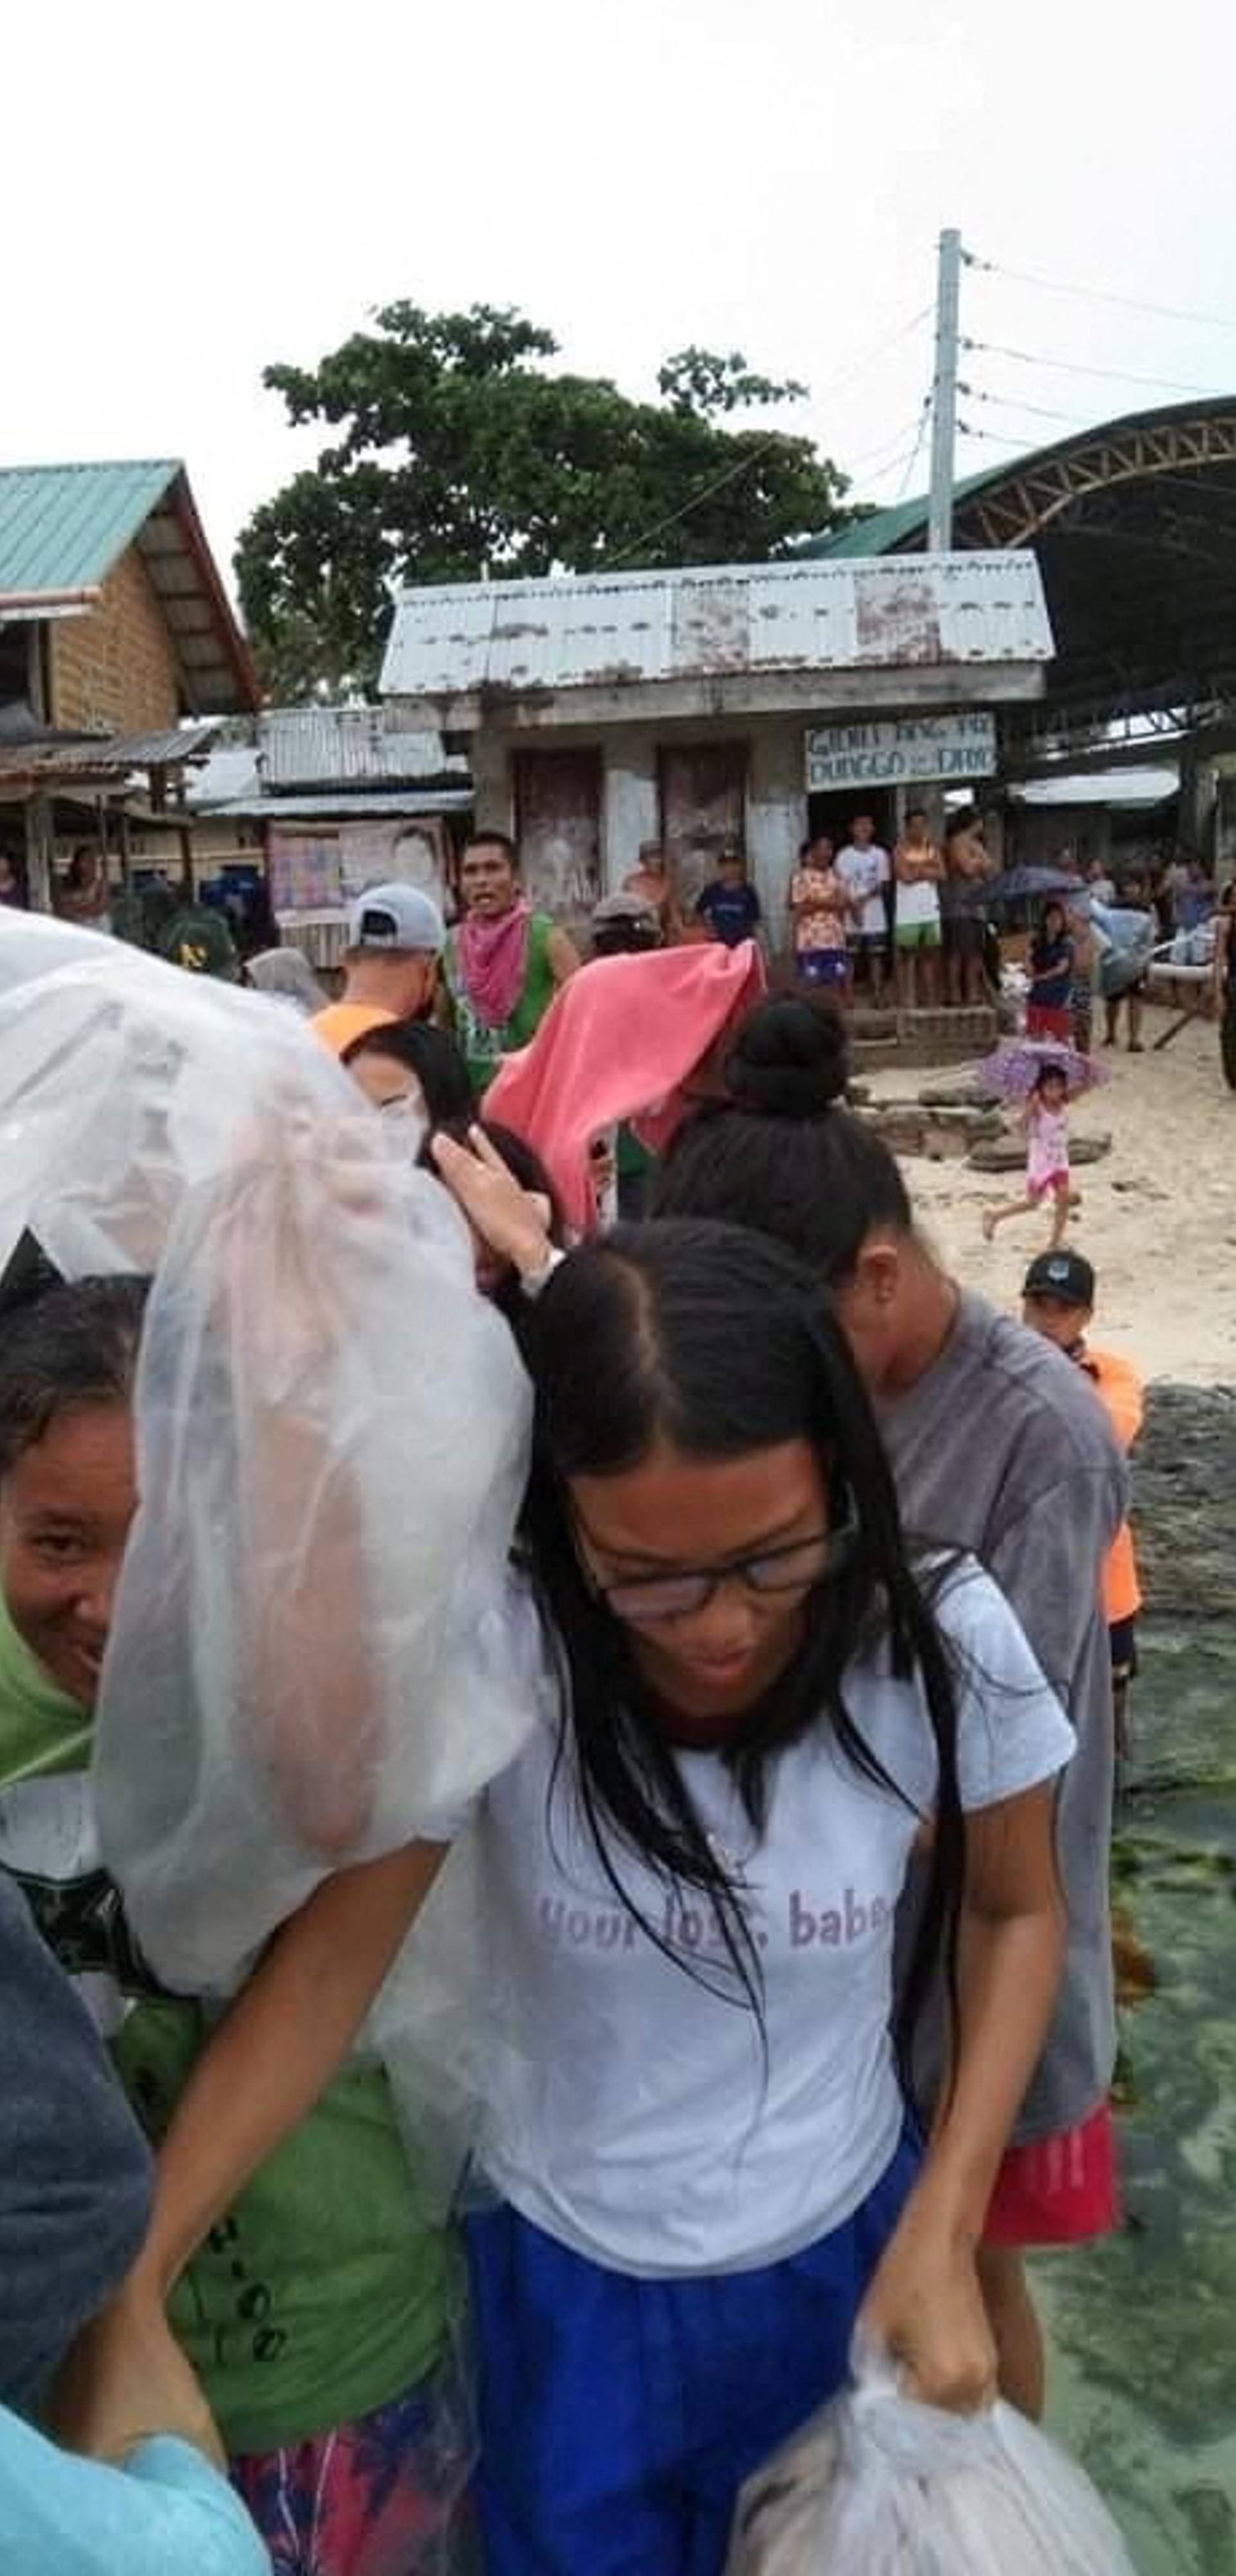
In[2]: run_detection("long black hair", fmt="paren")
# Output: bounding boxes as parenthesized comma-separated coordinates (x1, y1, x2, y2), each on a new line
(651, 995, 912, 1282)
(342, 1018, 474, 1126)
(521, 1218, 963, 2072)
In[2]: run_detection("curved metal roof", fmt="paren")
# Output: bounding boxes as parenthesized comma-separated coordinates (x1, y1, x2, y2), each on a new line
(804, 398, 1236, 748)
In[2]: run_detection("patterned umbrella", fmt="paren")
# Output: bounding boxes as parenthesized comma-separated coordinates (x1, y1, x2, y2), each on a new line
(978, 1036, 1108, 1101)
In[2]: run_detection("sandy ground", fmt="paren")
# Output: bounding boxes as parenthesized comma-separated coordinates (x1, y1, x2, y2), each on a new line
(864, 1013, 1236, 1387)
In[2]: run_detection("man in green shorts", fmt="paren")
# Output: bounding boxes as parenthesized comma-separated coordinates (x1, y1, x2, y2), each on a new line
(894, 806, 944, 1009)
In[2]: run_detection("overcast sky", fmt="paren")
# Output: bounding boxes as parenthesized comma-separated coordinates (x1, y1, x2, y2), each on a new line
(9, 0, 1235, 594)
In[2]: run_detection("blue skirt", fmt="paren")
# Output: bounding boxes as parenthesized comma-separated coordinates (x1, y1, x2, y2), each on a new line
(465, 2126, 919, 2576)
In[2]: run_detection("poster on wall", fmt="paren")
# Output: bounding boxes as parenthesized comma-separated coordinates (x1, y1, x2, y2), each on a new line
(805, 710, 997, 793)
(268, 828, 342, 913)
(268, 822, 449, 915)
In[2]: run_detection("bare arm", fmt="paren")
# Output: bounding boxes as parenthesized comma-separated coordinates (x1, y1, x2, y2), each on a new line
(859, 1781, 1066, 2407)
(55, 1841, 448, 2458)
(547, 926, 581, 985)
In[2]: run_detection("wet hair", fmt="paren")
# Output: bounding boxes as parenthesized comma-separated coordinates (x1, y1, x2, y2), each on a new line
(0, 1276, 149, 1479)
(651, 997, 912, 1282)
(462, 831, 519, 869)
(343, 1018, 473, 1126)
(592, 913, 662, 959)
(521, 1219, 964, 2069)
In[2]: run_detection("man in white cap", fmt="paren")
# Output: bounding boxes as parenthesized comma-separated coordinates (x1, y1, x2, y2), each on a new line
(312, 883, 445, 1057)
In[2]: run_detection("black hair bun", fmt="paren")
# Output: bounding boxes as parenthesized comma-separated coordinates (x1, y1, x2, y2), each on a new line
(725, 996, 850, 1119)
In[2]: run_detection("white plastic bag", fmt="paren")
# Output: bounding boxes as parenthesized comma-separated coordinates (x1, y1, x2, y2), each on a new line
(726, 2355, 1139, 2575)
(0, 914, 543, 2006)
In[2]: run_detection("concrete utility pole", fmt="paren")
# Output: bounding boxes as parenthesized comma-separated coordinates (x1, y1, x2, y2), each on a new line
(927, 227, 963, 554)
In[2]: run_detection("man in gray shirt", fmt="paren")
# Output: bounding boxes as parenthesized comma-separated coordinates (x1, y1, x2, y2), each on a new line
(651, 1026, 1127, 2417)
(839, 1271, 1126, 2420)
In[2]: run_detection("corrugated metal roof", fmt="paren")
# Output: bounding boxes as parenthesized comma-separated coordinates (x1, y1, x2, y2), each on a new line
(218, 788, 474, 820)
(380, 553, 1053, 704)
(187, 743, 262, 809)
(0, 461, 259, 716)
(0, 460, 180, 594)
(260, 705, 467, 789)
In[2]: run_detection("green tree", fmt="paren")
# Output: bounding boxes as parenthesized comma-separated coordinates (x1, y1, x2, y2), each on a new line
(236, 303, 848, 699)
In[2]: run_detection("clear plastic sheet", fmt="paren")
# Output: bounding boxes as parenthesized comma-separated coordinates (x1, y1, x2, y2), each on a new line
(726, 2351, 1139, 2575)
(0, 915, 539, 2004)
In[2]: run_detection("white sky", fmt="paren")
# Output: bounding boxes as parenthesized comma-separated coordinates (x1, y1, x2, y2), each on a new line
(8, 0, 1236, 596)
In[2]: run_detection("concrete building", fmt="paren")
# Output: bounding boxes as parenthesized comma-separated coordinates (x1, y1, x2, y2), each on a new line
(379, 553, 1054, 929)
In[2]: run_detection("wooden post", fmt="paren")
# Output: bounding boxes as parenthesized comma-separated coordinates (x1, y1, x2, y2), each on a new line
(24, 793, 53, 913)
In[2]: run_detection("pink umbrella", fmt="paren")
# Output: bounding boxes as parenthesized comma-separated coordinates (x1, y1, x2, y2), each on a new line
(978, 1037, 1107, 1102)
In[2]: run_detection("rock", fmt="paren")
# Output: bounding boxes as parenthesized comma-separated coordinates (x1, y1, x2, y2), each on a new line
(1133, 1381, 1236, 1618)
(918, 1081, 1001, 1110)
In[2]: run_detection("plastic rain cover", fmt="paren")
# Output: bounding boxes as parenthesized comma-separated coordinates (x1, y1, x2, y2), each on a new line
(0, 914, 542, 2005)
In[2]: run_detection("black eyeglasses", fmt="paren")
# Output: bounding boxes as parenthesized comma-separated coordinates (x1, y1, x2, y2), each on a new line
(583, 1519, 857, 1629)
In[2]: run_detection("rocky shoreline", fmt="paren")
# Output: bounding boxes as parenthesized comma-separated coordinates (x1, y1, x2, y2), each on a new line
(1134, 1382, 1236, 1619)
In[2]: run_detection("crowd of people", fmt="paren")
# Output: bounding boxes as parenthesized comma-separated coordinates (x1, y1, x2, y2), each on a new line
(0, 825, 1157, 2576)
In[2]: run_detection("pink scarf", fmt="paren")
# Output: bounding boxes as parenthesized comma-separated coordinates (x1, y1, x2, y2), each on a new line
(458, 898, 534, 1028)
(485, 941, 766, 1232)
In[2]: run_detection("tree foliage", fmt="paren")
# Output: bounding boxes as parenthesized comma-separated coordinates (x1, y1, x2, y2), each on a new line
(236, 304, 848, 699)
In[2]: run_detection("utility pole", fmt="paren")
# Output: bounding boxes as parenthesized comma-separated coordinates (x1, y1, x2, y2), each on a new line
(927, 227, 962, 553)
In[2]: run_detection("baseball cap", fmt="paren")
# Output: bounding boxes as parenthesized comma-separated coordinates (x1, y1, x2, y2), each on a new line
(1023, 1249, 1096, 1308)
(345, 882, 445, 954)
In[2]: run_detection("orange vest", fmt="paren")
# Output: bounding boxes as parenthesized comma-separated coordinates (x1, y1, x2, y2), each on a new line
(1080, 1346, 1144, 1624)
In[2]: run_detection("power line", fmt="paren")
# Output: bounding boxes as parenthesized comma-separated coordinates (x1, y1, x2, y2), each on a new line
(961, 384, 1094, 430)
(964, 337, 1231, 401)
(896, 393, 934, 499)
(843, 412, 930, 477)
(966, 250, 1236, 337)
(603, 303, 933, 569)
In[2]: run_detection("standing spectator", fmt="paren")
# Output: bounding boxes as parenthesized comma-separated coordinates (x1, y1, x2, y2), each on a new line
(1102, 871, 1152, 1052)
(893, 807, 944, 1009)
(444, 831, 579, 1096)
(1021, 1250, 1144, 1759)
(0, 853, 23, 909)
(1067, 901, 1097, 1055)
(55, 848, 112, 934)
(623, 842, 684, 943)
(788, 835, 850, 994)
(694, 845, 762, 949)
(312, 880, 445, 1058)
(1025, 901, 1075, 1040)
(1086, 855, 1117, 907)
(835, 813, 892, 1003)
(942, 809, 993, 1008)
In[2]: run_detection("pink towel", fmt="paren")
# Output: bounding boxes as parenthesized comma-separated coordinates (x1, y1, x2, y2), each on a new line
(484, 939, 766, 1232)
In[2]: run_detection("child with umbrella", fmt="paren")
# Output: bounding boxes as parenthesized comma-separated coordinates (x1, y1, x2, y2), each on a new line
(979, 1040, 1103, 1252)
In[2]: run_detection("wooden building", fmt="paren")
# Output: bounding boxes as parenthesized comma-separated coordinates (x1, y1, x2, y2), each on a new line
(0, 459, 258, 905)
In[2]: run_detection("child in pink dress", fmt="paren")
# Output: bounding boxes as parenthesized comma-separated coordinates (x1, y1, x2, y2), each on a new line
(982, 1063, 1072, 1250)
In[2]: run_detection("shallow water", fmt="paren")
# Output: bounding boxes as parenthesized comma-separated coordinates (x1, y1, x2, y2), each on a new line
(1038, 1621, 1236, 2572)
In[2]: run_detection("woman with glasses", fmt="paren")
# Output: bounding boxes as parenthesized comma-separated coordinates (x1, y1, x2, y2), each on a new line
(90, 1160, 1074, 2575)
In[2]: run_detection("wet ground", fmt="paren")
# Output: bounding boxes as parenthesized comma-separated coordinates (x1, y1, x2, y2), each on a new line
(1039, 1620, 1236, 2572)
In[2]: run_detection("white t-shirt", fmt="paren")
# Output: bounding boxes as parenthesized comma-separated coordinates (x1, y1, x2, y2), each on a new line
(835, 843, 890, 939)
(461, 1560, 1074, 2277)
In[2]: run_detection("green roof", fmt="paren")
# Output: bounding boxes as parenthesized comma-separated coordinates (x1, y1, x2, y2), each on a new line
(801, 463, 1010, 560)
(0, 459, 181, 595)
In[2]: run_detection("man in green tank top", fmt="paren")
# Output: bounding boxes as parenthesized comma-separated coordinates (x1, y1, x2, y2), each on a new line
(444, 832, 579, 1097)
